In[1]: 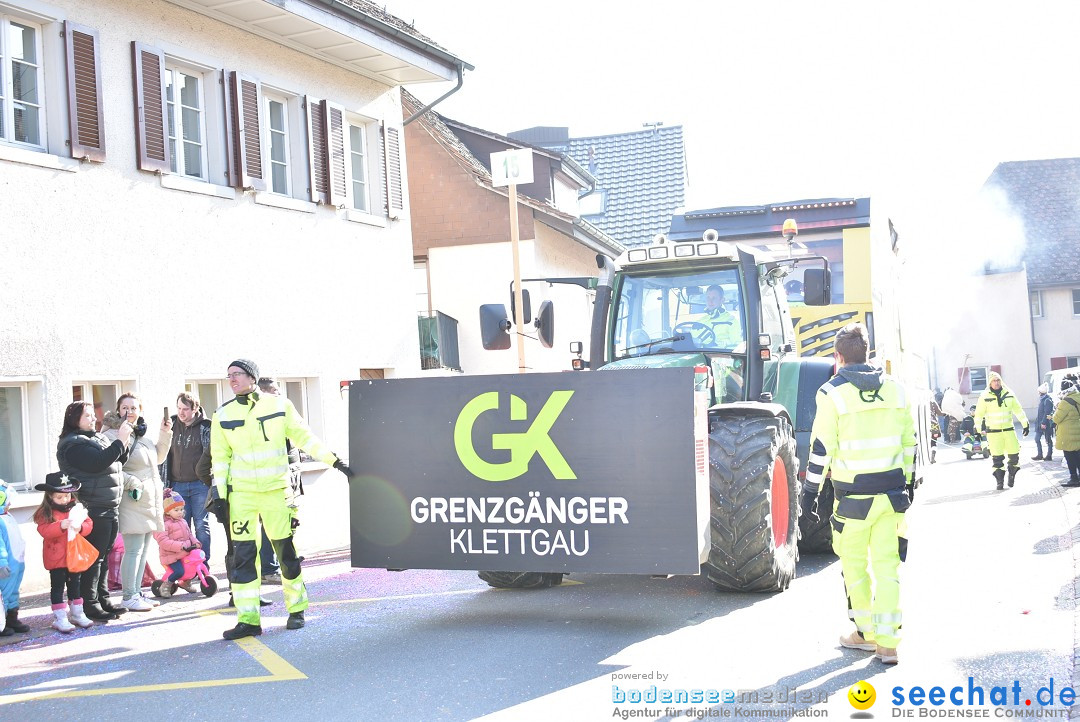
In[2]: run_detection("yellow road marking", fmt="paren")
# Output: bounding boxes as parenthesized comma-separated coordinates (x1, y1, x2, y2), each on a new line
(0, 636, 305, 705)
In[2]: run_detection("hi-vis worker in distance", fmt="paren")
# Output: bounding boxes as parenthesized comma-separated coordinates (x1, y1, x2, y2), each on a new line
(800, 322, 915, 666)
(209, 359, 354, 641)
(973, 371, 1029, 490)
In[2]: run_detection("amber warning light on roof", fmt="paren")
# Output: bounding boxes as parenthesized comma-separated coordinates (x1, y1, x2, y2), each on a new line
(782, 218, 798, 240)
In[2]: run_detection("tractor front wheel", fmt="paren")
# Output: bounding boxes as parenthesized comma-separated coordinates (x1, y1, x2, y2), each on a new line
(477, 571, 565, 589)
(704, 414, 799, 592)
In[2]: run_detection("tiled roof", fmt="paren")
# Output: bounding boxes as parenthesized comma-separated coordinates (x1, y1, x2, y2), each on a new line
(984, 158, 1080, 287)
(565, 127, 686, 248)
(331, 0, 451, 54)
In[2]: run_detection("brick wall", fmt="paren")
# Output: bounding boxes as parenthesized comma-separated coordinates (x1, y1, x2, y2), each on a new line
(406, 121, 534, 258)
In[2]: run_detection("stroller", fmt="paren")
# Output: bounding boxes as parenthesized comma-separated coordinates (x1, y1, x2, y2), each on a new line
(151, 548, 218, 598)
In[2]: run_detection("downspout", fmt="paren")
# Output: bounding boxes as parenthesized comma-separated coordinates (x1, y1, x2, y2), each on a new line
(404, 62, 465, 126)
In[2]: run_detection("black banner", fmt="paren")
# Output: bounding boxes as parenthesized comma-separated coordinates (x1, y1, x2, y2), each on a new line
(348, 367, 703, 574)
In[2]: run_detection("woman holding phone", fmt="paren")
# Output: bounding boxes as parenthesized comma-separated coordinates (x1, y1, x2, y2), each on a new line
(102, 393, 172, 611)
(56, 401, 132, 621)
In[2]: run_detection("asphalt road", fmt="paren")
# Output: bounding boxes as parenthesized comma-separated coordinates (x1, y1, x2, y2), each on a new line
(1, 441, 1077, 721)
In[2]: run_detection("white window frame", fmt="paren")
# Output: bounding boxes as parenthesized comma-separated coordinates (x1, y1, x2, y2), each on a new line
(968, 366, 989, 393)
(0, 382, 31, 491)
(184, 379, 231, 415)
(72, 380, 133, 432)
(262, 89, 292, 196)
(1073, 289, 1080, 316)
(1030, 290, 1043, 318)
(164, 61, 209, 181)
(346, 117, 370, 213)
(0, 13, 46, 152)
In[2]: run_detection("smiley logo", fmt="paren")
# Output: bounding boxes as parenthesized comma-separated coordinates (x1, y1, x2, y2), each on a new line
(848, 680, 876, 710)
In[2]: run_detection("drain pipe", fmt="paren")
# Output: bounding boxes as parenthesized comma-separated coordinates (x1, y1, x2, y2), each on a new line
(404, 62, 465, 126)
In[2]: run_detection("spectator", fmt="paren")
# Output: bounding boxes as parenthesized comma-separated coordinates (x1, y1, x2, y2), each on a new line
(0, 480, 29, 635)
(101, 393, 169, 611)
(1032, 383, 1055, 461)
(161, 392, 213, 563)
(56, 401, 132, 621)
(1053, 377, 1080, 487)
(153, 491, 201, 596)
(32, 473, 94, 632)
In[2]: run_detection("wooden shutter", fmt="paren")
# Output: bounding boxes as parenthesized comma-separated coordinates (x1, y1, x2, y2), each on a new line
(64, 22, 105, 162)
(1051, 357, 1068, 370)
(990, 364, 1001, 376)
(325, 101, 348, 208)
(131, 42, 169, 173)
(222, 70, 238, 187)
(305, 96, 328, 204)
(383, 124, 403, 216)
(957, 367, 971, 395)
(227, 71, 264, 191)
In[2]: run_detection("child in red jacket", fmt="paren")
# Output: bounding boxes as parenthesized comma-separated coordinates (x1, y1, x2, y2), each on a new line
(153, 492, 201, 596)
(34, 473, 95, 633)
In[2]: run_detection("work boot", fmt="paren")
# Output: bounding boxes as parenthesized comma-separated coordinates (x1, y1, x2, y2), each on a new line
(5, 608, 30, 634)
(993, 470, 1005, 490)
(839, 630, 876, 652)
(51, 605, 76, 634)
(222, 622, 262, 640)
(69, 601, 94, 629)
(875, 646, 899, 665)
(286, 611, 305, 630)
(1007, 468, 1018, 488)
(1062, 475, 1080, 488)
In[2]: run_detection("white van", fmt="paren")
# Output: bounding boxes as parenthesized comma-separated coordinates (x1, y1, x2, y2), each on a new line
(1044, 367, 1080, 399)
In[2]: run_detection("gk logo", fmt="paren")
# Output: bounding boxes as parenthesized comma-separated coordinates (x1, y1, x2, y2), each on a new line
(231, 519, 250, 536)
(454, 391, 576, 482)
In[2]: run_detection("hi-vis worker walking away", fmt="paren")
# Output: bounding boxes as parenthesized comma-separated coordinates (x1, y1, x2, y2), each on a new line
(800, 323, 915, 666)
(209, 359, 354, 640)
(973, 371, 1029, 490)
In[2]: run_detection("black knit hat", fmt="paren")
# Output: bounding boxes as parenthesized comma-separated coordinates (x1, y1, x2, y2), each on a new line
(228, 359, 260, 380)
(36, 471, 81, 493)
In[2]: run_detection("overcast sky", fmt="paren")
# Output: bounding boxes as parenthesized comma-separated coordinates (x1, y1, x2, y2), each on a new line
(394, 0, 1080, 213)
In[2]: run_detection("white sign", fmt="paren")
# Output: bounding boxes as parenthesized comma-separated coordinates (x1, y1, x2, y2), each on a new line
(490, 148, 534, 187)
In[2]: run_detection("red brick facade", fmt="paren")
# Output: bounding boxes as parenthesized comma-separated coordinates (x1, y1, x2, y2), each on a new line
(405, 121, 534, 259)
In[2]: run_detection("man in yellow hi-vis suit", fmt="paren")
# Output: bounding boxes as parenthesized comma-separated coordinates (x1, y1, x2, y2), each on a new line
(801, 323, 915, 666)
(209, 359, 353, 640)
(973, 371, 1029, 490)
(693, 284, 742, 349)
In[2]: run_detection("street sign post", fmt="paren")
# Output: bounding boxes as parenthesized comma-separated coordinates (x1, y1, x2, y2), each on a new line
(491, 148, 534, 374)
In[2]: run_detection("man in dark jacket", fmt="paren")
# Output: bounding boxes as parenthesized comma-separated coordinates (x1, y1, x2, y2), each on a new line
(161, 392, 213, 562)
(1033, 383, 1055, 461)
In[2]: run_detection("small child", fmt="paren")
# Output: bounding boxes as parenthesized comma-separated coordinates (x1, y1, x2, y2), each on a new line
(33, 472, 95, 633)
(0, 478, 28, 636)
(154, 492, 201, 596)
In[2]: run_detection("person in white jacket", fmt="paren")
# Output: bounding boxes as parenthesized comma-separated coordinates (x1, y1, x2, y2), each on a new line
(101, 393, 171, 611)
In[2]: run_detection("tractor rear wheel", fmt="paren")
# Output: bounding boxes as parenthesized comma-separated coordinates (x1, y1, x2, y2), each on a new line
(477, 571, 564, 589)
(798, 478, 835, 555)
(704, 414, 799, 592)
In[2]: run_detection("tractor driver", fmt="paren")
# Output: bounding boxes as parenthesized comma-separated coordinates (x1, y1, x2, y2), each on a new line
(695, 284, 742, 349)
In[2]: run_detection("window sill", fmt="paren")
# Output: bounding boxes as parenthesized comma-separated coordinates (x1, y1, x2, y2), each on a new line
(0, 144, 80, 172)
(160, 174, 238, 200)
(344, 209, 388, 228)
(255, 192, 317, 214)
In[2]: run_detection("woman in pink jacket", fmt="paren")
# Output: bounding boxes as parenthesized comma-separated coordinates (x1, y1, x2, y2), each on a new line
(153, 492, 200, 596)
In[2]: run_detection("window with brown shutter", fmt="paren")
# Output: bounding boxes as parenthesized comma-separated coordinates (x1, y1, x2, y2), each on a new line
(325, 101, 347, 207)
(64, 22, 105, 162)
(227, 71, 264, 191)
(305, 96, 328, 204)
(384, 124, 402, 216)
(131, 42, 169, 173)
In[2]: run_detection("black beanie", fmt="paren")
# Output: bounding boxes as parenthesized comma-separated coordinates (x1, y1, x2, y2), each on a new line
(229, 358, 260, 380)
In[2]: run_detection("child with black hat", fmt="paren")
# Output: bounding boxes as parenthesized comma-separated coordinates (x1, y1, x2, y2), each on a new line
(34, 472, 96, 632)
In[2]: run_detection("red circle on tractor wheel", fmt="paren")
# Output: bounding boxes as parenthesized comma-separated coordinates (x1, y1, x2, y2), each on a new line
(772, 457, 790, 548)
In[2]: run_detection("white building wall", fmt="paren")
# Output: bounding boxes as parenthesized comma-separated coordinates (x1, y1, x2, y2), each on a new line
(427, 222, 601, 376)
(930, 270, 1039, 416)
(1033, 287, 1080, 372)
(0, 0, 421, 490)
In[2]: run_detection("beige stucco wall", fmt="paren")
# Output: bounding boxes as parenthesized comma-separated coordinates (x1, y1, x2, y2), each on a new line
(0, 0, 422, 490)
(1033, 287, 1080, 372)
(427, 222, 601, 376)
(930, 270, 1039, 416)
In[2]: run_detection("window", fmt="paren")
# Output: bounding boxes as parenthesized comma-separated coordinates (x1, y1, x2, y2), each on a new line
(0, 385, 28, 489)
(347, 121, 368, 211)
(579, 189, 606, 216)
(72, 381, 129, 432)
(184, 380, 228, 414)
(282, 379, 306, 418)
(415, 260, 430, 315)
(165, 64, 207, 179)
(1031, 290, 1043, 318)
(969, 366, 988, 393)
(264, 92, 291, 195)
(0, 15, 44, 149)
(1073, 289, 1080, 316)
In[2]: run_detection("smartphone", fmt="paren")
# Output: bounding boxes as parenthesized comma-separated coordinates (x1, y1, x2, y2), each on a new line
(163, 406, 170, 421)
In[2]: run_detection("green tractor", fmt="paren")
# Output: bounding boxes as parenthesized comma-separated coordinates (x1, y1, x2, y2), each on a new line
(479, 225, 836, 592)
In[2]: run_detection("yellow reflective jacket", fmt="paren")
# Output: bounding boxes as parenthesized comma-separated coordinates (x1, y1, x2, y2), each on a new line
(805, 365, 916, 496)
(211, 391, 336, 497)
(973, 384, 1028, 434)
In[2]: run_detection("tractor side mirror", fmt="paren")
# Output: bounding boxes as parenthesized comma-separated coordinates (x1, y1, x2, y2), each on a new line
(803, 268, 832, 306)
(479, 304, 511, 350)
(535, 301, 554, 348)
(510, 287, 532, 325)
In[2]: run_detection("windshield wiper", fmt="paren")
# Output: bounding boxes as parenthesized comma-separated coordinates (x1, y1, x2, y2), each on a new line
(617, 334, 688, 358)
